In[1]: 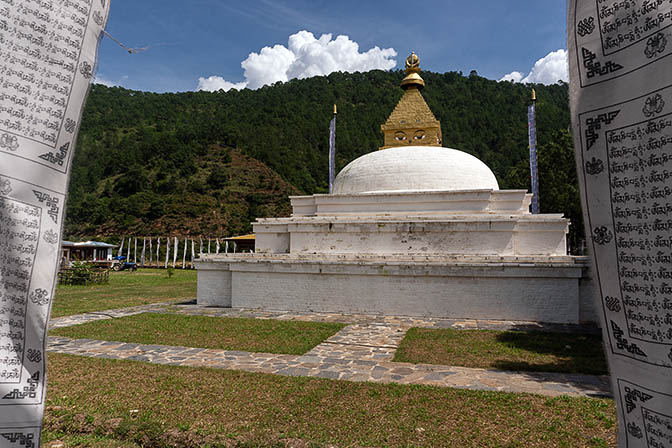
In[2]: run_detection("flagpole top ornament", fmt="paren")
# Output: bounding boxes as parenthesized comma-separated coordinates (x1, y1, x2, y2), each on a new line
(401, 52, 425, 90)
(531, 88, 536, 102)
(333, 104, 337, 115)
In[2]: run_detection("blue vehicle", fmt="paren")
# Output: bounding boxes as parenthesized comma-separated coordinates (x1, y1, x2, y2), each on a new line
(111, 255, 137, 271)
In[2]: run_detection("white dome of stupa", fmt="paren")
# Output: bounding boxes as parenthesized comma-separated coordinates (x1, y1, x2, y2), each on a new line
(333, 146, 499, 194)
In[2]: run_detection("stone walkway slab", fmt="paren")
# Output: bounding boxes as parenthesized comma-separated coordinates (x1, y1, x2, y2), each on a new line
(47, 336, 610, 397)
(51, 302, 601, 334)
(49, 302, 173, 329)
(48, 302, 610, 399)
(305, 323, 406, 361)
(162, 303, 602, 334)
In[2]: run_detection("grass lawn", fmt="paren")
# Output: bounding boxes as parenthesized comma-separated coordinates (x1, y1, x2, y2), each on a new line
(394, 328, 608, 375)
(44, 353, 616, 448)
(50, 313, 345, 355)
(52, 269, 196, 318)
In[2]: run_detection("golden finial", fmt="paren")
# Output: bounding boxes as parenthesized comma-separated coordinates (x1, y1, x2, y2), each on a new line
(401, 52, 425, 90)
(405, 52, 420, 73)
(531, 88, 536, 102)
(333, 104, 337, 115)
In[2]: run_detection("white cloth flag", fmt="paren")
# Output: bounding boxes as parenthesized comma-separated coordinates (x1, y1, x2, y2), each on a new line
(216, 238, 220, 254)
(149, 237, 153, 264)
(164, 237, 170, 269)
(156, 237, 161, 267)
(199, 237, 203, 256)
(208, 238, 211, 254)
(118, 237, 125, 257)
(182, 237, 187, 269)
(141, 237, 146, 267)
(126, 237, 130, 260)
(191, 239, 195, 268)
(173, 236, 178, 268)
(0, 0, 111, 441)
(329, 107, 336, 194)
(133, 237, 137, 263)
(568, 1, 672, 445)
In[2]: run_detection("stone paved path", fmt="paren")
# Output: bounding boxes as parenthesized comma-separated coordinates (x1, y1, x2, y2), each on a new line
(49, 302, 172, 329)
(48, 303, 611, 399)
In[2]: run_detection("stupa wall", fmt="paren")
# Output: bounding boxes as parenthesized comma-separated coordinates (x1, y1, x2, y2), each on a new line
(195, 256, 593, 324)
(254, 217, 569, 256)
(290, 190, 531, 217)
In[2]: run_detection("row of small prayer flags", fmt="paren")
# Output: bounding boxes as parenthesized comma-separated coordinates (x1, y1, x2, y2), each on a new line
(116, 236, 238, 268)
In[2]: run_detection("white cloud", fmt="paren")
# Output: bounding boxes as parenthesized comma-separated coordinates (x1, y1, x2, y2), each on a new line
(242, 43, 295, 89)
(197, 76, 248, 92)
(500, 49, 568, 85)
(499, 71, 524, 83)
(197, 30, 397, 92)
(93, 75, 118, 87)
(93, 74, 128, 88)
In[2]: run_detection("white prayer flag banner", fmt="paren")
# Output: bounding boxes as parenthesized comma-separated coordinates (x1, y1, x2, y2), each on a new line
(182, 237, 187, 268)
(191, 239, 195, 268)
(568, 1, 672, 445)
(156, 237, 160, 267)
(0, 0, 111, 442)
(164, 237, 170, 268)
(527, 100, 540, 214)
(329, 110, 336, 194)
(172, 236, 178, 268)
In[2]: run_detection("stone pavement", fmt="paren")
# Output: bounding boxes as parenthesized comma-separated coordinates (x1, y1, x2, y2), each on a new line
(49, 302, 171, 329)
(48, 302, 611, 399)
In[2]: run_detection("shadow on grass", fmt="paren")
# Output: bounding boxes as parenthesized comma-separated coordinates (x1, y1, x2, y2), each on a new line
(492, 330, 608, 376)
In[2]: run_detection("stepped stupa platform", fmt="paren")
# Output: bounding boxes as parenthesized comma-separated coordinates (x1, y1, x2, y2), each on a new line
(195, 53, 595, 324)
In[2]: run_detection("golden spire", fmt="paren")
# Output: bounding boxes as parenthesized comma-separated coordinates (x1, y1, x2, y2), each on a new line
(400, 52, 425, 90)
(531, 88, 537, 102)
(379, 52, 441, 150)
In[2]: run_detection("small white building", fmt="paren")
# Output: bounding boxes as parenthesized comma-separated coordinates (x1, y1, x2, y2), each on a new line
(61, 240, 116, 263)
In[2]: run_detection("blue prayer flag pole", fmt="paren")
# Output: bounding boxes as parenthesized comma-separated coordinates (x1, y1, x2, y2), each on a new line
(528, 89, 540, 214)
(329, 104, 337, 194)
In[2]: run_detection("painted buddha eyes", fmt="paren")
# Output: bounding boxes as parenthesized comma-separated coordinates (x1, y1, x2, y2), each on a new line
(395, 131, 407, 141)
(394, 131, 426, 142)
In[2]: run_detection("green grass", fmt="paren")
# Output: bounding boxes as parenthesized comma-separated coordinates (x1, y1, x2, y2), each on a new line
(44, 353, 616, 447)
(41, 433, 141, 448)
(394, 328, 608, 375)
(51, 313, 345, 355)
(52, 269, 196, 318)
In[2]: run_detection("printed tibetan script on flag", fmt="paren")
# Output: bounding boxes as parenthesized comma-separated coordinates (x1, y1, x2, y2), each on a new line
(0, 0, 110, 443)
(569, 0, 672, 446)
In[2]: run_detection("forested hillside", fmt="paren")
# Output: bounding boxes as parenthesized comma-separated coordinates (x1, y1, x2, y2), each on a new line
(68, 70, 582, 249)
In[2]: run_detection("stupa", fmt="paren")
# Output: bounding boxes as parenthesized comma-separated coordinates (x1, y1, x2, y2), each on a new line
(196, 54, 595, 324)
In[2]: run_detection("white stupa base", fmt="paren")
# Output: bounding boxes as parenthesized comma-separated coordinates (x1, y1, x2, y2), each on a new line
(196, 188, 596, 324)
(196, 254, 596, 324)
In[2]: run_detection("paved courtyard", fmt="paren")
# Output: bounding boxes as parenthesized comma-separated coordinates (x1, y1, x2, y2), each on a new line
(48, 302, 611, 398)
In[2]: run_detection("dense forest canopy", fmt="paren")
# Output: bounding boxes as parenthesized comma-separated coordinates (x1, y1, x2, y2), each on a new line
(67, 69, 582, 250)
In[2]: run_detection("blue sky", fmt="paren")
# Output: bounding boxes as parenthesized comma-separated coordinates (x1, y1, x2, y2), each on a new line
(96, 0, 569, 92)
